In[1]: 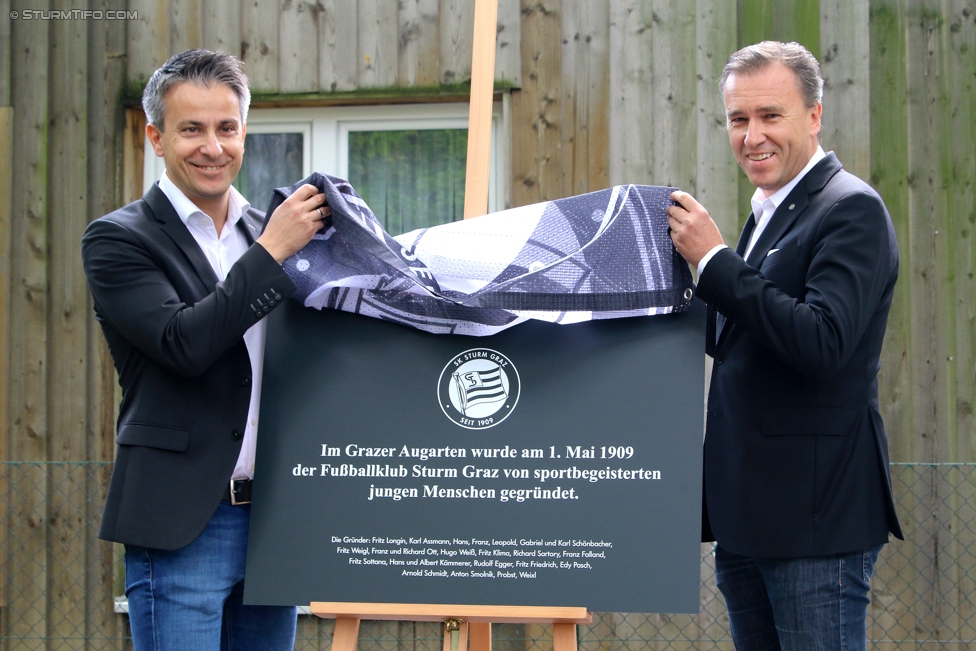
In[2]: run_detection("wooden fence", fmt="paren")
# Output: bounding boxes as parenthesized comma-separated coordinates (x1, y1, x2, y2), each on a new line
(0, 0, 974, 647)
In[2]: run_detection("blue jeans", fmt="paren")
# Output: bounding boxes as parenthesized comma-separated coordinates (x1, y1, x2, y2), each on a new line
(124, 502, 297, 651)
(714, 544, 882, 651)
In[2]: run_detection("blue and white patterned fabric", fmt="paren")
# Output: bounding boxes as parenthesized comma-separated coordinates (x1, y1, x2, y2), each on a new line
(267, 173, 694, 336)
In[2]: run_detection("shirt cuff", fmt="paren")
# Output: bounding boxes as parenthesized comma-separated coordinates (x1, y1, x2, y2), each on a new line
(697, 244, 729, 277)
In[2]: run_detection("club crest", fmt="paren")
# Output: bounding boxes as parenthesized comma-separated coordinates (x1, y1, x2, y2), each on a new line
(438, 349, 520, 429)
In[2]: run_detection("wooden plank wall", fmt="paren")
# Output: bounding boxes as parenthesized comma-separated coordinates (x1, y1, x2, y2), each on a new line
(0, 0, 974, 647)
(3, 1, 128, 648)
(125, 0, 523, 92)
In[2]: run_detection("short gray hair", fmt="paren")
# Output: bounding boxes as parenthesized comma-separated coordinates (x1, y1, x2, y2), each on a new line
(719, 41, 823, 108)
(142, 49, 251, 130)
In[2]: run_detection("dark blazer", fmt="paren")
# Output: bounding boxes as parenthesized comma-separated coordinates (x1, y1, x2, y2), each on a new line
(82, 183, 296, 550)
(695, 153, 903, 558)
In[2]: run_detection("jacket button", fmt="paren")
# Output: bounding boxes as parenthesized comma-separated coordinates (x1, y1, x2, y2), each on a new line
(715, 353, 725, 364)
(231, 429, 242, 441)
(242, 376, 251, 386)
(274, 293, 283, 300)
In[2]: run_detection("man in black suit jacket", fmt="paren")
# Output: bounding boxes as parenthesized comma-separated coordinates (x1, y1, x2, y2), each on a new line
(82, 50, 328, 650)
(667, 42, 902, 650)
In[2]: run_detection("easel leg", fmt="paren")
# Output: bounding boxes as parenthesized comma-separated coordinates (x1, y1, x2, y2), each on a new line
(552, 623, 577, 651)
(331, 617, 361, 651)
(469, 622, 492, 651)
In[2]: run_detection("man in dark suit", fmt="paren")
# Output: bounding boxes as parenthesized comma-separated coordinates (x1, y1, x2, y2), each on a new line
(667, 41, 902, 650)
(82, 50, 328, 650)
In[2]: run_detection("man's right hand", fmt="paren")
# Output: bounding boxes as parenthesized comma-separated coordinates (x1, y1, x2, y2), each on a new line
(667, 190, 725, 268)
(257, 184, 330, 263)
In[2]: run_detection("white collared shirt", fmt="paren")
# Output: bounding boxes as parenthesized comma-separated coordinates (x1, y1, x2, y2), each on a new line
(698, 146, 827, 275)
(158, 172, 265, 480)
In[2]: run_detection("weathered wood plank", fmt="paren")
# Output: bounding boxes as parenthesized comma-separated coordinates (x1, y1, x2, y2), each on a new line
(202, 0, 242, 56)
(399, 0, 440, 87)
(737, 0, 774, 52)
(558, 0, 580, 197)
(0, 0, 10, 105)
(47, 4, 90, 647)
(820, 0, 871, 180)
(695, 0, 739, 244)
(360, 0, 399, 88)
(169, 0, 202, 53)
(242, 0, 280, 92)
(649, 0, 696, 189)
(608, 0, 652, 185)
(905, 1, 956, 644)
(280, 0, 320, 92)
(948, 2, 976, 638)
(495, 0, 522, 87)
(0, 105, 11, 613)
(440, 0, 475, 85)
(775, 0, 820, 54)
(8, 2, 50, 646)
(870, 0, 913, 462)
(559, 0, 609, 197)
(87, 5, 126, 646)
(906, 0, 953, 471)
(8, 0, 49, 486)
(511, 0, 562, 205)
(127, 0, 172, 87)
(318, 0, 359, 92)
(948, 0, 975, 464)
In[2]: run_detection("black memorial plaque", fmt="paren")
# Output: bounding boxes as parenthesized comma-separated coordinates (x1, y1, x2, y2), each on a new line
(245, 300, 705, 613)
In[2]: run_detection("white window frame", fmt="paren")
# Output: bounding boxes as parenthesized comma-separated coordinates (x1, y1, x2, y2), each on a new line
(143, 99, 511, 213)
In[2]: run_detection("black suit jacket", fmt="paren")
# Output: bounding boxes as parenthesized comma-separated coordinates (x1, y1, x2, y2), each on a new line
(82, 184, 295, 550)
(695, 153, 903, 558)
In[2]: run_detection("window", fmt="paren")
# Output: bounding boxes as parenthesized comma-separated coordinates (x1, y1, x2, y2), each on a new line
(143, 101, 510, 235)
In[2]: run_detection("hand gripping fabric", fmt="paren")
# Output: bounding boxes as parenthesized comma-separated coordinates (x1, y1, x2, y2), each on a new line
(266, 173, 694, 336)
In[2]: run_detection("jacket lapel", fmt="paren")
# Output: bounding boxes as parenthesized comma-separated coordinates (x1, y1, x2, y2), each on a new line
(144, 183, 220, 290)
(237, 207, 265, 246)
(735, 213, 757, 258)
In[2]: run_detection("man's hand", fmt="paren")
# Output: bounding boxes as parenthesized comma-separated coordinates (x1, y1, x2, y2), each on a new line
(666, 190, 725, 268)
(257, 184, 331, 263)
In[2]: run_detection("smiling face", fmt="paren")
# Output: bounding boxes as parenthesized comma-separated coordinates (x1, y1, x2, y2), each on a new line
(146, 81, 245, 219)
(723, 62, 822, 197)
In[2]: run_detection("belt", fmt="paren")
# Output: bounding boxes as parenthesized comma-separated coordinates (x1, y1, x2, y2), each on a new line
(222, 478, 252, 505)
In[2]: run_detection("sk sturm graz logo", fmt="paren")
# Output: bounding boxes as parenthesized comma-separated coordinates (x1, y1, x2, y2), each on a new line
(438, 349, 520, 429)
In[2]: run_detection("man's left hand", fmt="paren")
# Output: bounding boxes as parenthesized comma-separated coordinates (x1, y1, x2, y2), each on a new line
(667, 190, 725, 267)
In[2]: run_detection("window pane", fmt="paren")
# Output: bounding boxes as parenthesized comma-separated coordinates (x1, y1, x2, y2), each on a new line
(348, 129, 467, 235)
(235, 133, 304, 212)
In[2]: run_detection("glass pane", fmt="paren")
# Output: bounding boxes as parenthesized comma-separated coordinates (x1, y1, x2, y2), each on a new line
(235, 132, 304, 213)
(348, 129, 467, 235)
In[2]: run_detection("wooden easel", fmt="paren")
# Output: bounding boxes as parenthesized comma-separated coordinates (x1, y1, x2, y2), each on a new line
(310, 4, 589, 651)
(310, 603, 592, 651)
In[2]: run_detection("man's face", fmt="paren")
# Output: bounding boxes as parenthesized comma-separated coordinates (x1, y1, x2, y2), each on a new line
(146, 82, 245, 210)
(723, 63, 822, 196)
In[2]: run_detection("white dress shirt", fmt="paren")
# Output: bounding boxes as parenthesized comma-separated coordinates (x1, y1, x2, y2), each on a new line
(158, 172, 265, 480)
